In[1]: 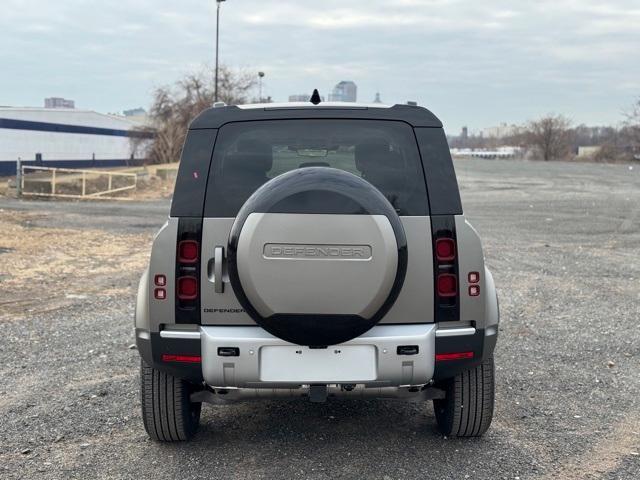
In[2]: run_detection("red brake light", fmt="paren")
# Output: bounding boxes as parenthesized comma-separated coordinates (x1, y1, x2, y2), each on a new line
(437, 274, 457, 297)
(436, 351, 474, 361)
(177, 276, 198, 300)
(161, 354, 201, 363)
(178, 240, 199, 263)
(435, 238, 456, 261)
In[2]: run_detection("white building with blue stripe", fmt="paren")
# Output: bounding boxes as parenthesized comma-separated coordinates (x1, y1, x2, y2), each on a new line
(0, 107, 153, 175)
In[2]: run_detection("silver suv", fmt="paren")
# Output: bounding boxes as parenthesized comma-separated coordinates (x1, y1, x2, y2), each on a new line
(135, 101, 499, 441)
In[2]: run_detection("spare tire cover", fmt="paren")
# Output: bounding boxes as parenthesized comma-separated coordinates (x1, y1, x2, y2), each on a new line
(227, 167, 407, 346)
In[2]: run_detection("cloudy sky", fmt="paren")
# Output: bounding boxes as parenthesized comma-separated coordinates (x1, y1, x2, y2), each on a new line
(1, 0, 639, 132)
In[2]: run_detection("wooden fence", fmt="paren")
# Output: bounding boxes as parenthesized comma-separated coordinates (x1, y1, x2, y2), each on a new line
(20, 165, 137, 200)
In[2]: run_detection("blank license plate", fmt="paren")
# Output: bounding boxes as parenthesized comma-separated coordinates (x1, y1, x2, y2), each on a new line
(260, 345, 377, 382)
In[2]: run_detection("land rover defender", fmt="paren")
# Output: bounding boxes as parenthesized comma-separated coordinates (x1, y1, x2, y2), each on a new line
(135, 100, 499, 441)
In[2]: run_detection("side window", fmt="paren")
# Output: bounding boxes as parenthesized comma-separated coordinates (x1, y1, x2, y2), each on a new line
(170, 129, 217, 217)
(414, 128, 462, 215)
(204, 120, 429, 217)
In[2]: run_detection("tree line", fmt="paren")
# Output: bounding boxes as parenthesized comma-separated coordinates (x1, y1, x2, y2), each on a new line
(451, 104, 640, 162)
(133, 67, 640, 164)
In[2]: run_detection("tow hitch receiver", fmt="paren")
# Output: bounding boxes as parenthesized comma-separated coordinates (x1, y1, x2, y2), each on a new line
(309, 385, 328, 403)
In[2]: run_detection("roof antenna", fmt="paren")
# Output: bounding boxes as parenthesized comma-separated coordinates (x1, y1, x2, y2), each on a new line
(310, 89, 321, 105)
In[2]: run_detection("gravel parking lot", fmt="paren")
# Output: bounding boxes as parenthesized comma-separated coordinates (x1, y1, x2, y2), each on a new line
(1, 159, 639, 479)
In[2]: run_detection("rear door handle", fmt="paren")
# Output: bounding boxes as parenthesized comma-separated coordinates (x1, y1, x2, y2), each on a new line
(214, 246, 224, 293)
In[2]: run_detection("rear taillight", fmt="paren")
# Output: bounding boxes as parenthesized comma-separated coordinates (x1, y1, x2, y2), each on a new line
(175, 219, 202, 324)
(437, 274, 457, 297)
(177, 276, 198, 300)
(178, 240, 199, 263)
(154, 274, 167, 300)
(432, 219, 459, 322)
(435, 238, 456, 261)
(468, 271, 480, 296)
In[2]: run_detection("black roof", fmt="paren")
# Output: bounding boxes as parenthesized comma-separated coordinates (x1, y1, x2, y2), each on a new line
(190, 104, 443, 129)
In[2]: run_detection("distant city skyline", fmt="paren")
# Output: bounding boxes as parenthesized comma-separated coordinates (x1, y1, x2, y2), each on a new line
(44, 97, 75, 109)
(1, 1, 639, 133)
(328, 81, 357, 102)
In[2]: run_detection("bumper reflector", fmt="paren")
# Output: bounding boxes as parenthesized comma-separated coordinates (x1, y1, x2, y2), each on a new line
(435, 351, 473, 361)
(161, 354, 201, 363)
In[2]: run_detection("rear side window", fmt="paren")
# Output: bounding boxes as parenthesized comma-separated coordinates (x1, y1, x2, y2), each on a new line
(170, 129, 217, 217)
(414, 128, 462, 215)
(203, 119, 429, 217)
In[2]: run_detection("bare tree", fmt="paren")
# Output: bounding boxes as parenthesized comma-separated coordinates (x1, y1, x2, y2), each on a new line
(590, 98, 640, 162)
(133, 66, 256, 164)
(623, 97, 640, 155)
(524, 114, 573, 161)
(625, 97, 640, 124)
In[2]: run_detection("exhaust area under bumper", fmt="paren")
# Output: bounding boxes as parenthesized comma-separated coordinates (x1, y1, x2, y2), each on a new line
(191, 384, 446, 404)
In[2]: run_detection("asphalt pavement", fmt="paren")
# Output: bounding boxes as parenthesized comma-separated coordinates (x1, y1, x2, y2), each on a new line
(1, 159, 638, 479)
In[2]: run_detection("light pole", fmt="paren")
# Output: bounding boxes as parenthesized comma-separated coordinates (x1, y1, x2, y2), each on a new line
(258, 71, 265, 102)
(214, 0, 226, 102)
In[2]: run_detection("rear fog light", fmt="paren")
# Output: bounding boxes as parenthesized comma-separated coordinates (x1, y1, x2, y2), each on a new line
(161, 354, 201, 363)
(436, 352, 474, 361)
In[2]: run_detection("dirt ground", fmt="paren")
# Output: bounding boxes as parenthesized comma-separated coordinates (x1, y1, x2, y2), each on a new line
(0, 210, 152, 319)
(0, 159, 639, 479)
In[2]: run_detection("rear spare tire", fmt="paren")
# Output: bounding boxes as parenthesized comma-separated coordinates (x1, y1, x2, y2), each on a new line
(227, 167, 407, 346)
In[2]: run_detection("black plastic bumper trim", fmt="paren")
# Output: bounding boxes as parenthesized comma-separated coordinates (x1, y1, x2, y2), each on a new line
(136, 330, 203, 383)
(433, 328, 492, 381)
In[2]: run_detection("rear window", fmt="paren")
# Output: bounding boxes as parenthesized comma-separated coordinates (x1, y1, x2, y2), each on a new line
(203, 119, 429, 217)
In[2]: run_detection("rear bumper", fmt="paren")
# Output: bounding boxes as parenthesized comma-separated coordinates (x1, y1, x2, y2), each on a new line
(136, 323, 498, 387)
(200, 324, 436, 388)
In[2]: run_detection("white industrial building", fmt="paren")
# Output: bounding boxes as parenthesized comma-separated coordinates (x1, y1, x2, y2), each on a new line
(0, 107, 153, 175)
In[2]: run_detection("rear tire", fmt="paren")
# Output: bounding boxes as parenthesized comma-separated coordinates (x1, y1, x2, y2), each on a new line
(433, 356, 495, 437)
(140, 359, 202, 442)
